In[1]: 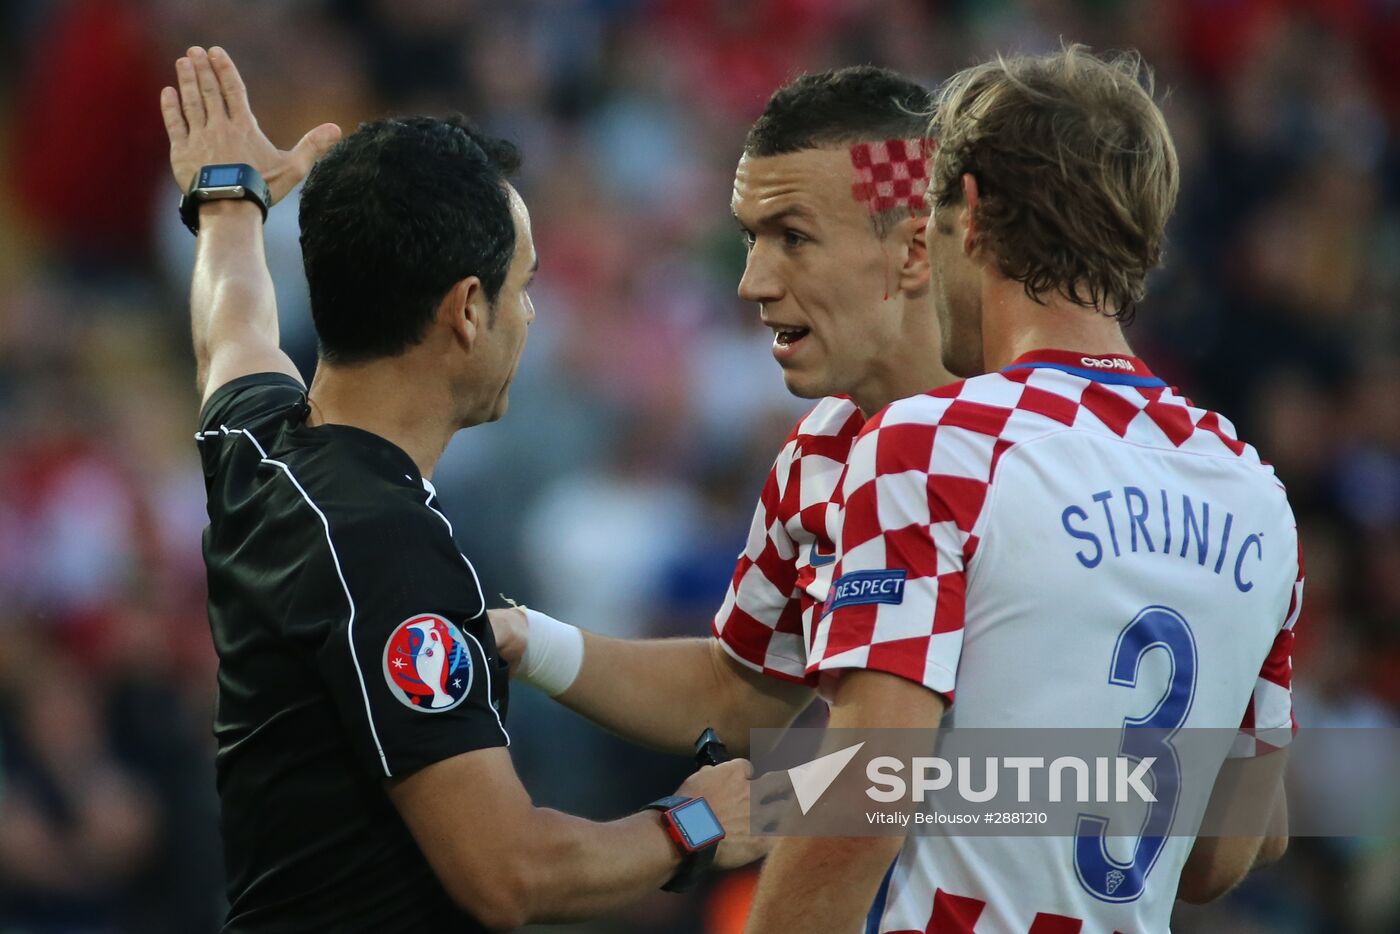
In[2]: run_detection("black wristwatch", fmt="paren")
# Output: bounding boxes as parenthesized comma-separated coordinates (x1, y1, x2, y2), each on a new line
(179, 163, 271, 235)
(644, 795, 726, 892)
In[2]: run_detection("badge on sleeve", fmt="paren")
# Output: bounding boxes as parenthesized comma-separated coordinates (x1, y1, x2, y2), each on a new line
(822, 569, 907, 616)
(383, 614, 474, 712)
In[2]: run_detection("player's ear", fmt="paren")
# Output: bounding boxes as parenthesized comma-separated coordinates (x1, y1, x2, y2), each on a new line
(895, 212, 931, 297)
(960, 173, 980, 257)
(440, 277, 485, 353)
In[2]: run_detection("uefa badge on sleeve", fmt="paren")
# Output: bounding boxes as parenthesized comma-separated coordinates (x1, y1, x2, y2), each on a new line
(383, 614, 474, 712)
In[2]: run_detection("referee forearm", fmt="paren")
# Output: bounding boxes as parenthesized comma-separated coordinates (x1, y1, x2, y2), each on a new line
(514, 808, 680, 923)
(393, 747, 767, 929)
(189, 201, 279, 389)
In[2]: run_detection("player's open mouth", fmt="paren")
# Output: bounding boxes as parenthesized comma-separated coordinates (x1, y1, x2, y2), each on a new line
(772, 326, 810, 348)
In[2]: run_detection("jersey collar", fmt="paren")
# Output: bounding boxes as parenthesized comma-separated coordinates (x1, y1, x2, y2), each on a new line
(1001, 349, 1166, 388)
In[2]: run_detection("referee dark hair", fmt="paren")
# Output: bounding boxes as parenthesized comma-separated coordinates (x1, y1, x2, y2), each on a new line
(161, 46, 767, 932)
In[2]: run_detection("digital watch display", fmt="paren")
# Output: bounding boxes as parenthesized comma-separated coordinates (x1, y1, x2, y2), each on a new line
(665, 797, 726, 851)
(644, 794, 726, 891)
(178, 163, 272, 235)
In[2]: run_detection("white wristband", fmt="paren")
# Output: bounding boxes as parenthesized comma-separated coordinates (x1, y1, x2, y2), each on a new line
(518, 607, 584, 697)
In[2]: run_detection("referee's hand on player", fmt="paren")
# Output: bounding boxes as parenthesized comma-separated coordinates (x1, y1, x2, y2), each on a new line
(489, 606, 770, 866)
(677, 758, 771, 869)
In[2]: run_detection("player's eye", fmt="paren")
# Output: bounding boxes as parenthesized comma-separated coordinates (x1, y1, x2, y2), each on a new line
(739, 229, 756, 249)
(782, 229, 808, 248)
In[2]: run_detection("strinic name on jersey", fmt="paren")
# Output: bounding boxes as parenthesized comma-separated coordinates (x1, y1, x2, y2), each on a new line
(1060, 487, 1265, 593)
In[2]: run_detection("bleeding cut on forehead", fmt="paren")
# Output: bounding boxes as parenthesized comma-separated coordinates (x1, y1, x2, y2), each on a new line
(731, 138, 946, 416)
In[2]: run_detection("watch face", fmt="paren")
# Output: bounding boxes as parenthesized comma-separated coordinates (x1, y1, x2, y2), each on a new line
(205, 165, 242, 187)
(672, 798, 725, 849)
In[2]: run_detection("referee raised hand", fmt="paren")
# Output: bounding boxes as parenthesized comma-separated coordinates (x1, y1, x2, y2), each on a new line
(165, 46, 769, 932)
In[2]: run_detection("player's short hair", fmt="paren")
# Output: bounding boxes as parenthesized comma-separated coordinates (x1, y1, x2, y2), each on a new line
(929, 45, 1179, 321)
(745, 66, 934, 235)
(299, 115, 521, 364)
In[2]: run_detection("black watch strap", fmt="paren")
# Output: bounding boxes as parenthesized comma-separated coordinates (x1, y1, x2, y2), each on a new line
(644, 796, 720, 893)
(179, 163, 272, 235)
(662, 838, 717, 893)
(648, 795, 692, 811)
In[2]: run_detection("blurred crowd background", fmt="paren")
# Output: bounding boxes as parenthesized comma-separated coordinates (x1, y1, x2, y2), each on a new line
(0, 0, 1396, 931)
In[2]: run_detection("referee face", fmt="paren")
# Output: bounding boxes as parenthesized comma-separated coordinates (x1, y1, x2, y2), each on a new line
(474, 185, 537, 424)
(733, 148, 925, 408)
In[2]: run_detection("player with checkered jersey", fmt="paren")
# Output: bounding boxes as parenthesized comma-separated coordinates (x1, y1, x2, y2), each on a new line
(495, 51, 1298, 933)
(780, 47, 1296, 932)
(493, 66, 954, 762)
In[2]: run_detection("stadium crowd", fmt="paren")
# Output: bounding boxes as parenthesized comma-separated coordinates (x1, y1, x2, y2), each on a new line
(0, 0, 1396, 931)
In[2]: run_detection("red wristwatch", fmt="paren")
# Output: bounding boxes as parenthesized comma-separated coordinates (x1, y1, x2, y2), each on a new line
(644, 795, 726, 892)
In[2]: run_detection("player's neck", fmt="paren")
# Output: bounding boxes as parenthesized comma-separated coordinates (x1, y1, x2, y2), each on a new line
(305, 358, 458, 479)
(850, 297, 957, 418)
(980, 276, 1135, 372)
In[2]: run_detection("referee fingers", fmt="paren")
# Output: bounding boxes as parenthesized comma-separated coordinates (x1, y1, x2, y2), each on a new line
(175, 55, 204, 128)
(160, 86, 187, 143)
(190, 47, 227, 123)
(209, 46, 253, 124)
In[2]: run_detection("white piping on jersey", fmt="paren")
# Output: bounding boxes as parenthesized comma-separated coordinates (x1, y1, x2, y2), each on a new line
(419, 485, 487, 621)
(198, 423, 393, 779)
(459, 627, 509, 745)
(421, 484, 509, 745)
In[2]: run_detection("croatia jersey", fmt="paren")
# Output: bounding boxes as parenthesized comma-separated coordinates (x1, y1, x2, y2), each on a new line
(817, 350, 1302, 933)
(713, 396, 865, 684)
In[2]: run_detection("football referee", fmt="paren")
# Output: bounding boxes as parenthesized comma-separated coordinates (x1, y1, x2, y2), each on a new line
(161, 46, 766, 932)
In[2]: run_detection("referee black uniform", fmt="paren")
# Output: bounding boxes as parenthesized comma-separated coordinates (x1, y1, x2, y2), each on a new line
(197, 373, 510, 932)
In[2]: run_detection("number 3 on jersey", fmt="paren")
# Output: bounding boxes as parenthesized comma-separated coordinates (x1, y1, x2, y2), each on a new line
(1075, 606, 1198, 902)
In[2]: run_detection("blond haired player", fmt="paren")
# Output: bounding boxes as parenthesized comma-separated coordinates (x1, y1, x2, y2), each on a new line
(744, 47, 1300, 932)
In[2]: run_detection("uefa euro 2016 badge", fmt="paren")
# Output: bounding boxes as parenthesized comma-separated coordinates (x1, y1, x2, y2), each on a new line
(383, 614, 474, 712)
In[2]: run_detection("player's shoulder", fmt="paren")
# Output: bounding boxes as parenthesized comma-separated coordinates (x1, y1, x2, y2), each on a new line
(1040, 367, 1282, 482)
(851, 367, 1138, 486)
(755, 397, 866, 510)
(1153, 391, 1274, 471)
(769, 396, 865, 481)
(862, 372, 1022, 439)
(788, 395, 864, 444)
(1163, 395, 1292, 511)
(867, 369, 1279, 477)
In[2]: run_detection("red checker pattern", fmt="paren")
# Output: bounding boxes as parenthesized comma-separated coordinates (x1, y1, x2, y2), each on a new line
(850, 137, 936, 215)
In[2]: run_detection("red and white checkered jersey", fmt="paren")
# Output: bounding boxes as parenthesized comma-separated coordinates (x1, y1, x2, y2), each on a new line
(713, 396, 865, 683)
(817, 350, 1302, 934)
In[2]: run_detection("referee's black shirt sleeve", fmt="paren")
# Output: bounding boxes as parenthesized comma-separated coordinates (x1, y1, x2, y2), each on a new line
(312, 498, 509, 780)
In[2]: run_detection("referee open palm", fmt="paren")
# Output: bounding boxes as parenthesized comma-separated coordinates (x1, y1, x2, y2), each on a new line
(160, 45, 340, 203)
